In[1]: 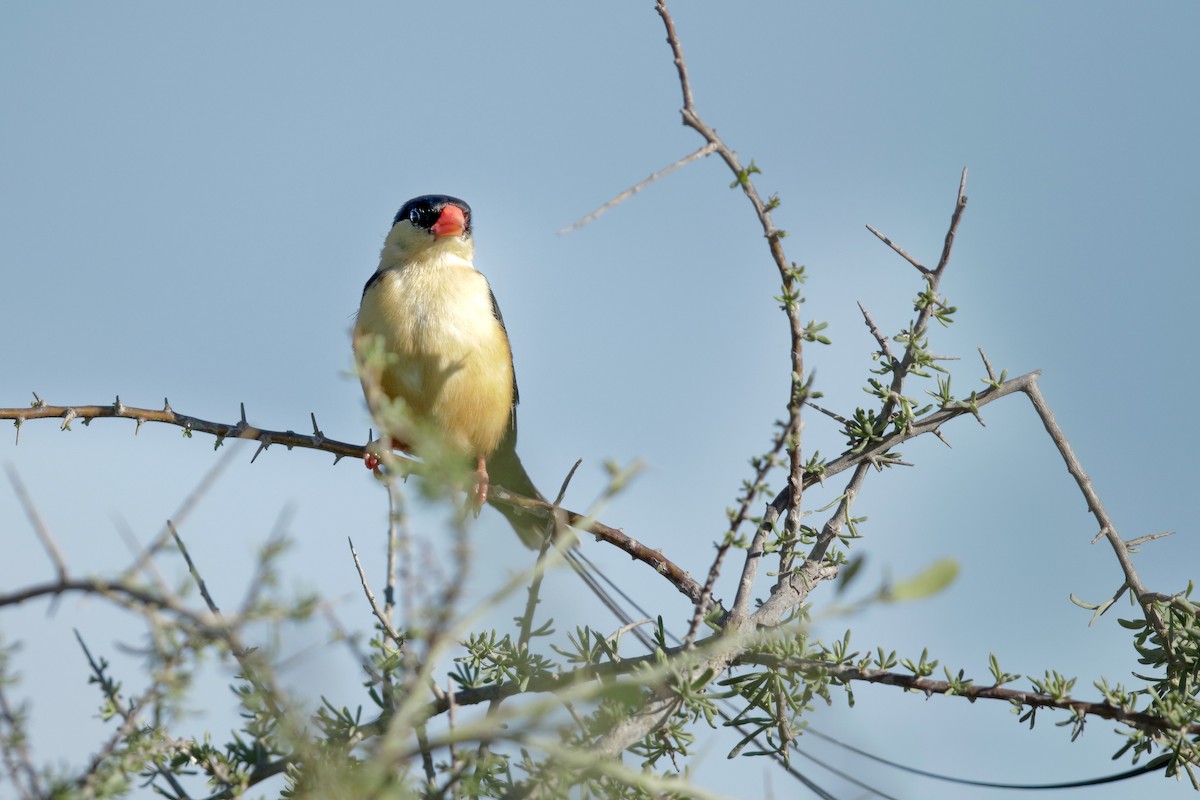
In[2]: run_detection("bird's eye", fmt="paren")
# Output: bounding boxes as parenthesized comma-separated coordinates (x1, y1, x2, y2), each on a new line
(409, 208, 423, 224)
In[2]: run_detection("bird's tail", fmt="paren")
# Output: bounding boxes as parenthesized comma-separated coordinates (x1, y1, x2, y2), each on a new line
(485, 434, 548, 549)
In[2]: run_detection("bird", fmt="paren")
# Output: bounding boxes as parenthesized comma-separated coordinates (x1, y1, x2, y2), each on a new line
(353, 195, 653, 642)
(353, 194, 549, 545)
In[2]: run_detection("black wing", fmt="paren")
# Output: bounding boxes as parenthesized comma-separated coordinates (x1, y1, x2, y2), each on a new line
(488, 285, 519, 408)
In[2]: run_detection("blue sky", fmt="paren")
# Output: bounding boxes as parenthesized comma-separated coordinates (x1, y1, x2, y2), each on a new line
(2, 3, 1198, 798)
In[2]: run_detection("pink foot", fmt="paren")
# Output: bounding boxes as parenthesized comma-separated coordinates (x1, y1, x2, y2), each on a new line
(470, 456, 489, 514)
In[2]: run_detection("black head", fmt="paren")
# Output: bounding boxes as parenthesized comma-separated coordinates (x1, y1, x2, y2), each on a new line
(393, 195, 472, 235)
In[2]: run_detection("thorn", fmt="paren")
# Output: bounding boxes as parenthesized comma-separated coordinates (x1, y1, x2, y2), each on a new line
(239, 402, 248, 425)
(333, 453, 345, 465)
(134, 418, 144, 435)
(974, 345, 993, 383)
(163, 398, 172, 414)
(554, 459, 584, 505)
(1125, 531, 1175, 548)
(61, 408, 77, 431)
(932, 428, 952, 448)
(804, 400, 850, 426)
(13, 417, 22, 445)
(113, 395, 125, 415)
(31, 391, 44, 408)
(251, 436, 271, 463)
(310, 412, 325, 442)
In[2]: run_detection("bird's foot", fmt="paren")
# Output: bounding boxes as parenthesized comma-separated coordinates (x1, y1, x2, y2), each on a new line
(363, 437, 410, 475)
(469, 457, 489, 516)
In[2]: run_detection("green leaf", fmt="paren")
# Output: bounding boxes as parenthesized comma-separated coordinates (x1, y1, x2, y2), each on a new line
(890, 558, 959, 601)
(836, 554, 866, 596)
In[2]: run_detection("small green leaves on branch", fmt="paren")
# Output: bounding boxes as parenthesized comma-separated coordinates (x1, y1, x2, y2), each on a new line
(729, 159, 762, 189)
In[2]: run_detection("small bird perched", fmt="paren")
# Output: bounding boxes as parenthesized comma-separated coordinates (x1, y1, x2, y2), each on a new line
(354, 194, 651, 643)
(353, 194, 544, 543)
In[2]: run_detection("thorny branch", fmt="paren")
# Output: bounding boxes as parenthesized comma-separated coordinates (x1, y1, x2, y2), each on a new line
(0, 395, 706, 604)
(655, 0, 810, 549)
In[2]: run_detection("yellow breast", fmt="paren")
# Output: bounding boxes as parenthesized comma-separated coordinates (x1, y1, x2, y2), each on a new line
(355, 255, 514, 459)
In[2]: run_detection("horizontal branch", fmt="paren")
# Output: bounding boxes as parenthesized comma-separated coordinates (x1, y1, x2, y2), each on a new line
(1, 395, 364, 462)
(777, 659, 1200, 738)
(427, 644, 1200, 740)
(0, 395, 707, 604)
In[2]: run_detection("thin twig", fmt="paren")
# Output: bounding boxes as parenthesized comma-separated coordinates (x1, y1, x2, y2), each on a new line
(1125, 531, 1174, 548)
(168, 525, 289, 721)
(120, 444, 241, 584)
(5, 465, 68, 581)
(804, 400, 851, 427)
(348, 537, 405, 649)
(169, 521, 221, 616)
(978, 347, 997, 382)
(1023, 379, 1168, 642)
(865, 224, 929, 274)
(858, 301, 897, 367)
(385, 479, 402, 620)
(558, 142, 716, 234)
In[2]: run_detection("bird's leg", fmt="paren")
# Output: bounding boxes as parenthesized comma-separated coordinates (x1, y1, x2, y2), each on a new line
(469, 456, 489, 513)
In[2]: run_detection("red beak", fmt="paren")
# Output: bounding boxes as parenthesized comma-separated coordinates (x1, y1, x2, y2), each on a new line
(430, 205, 466, 238)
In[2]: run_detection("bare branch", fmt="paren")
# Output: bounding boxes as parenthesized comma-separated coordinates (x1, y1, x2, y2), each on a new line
(349, 537, 405, 649)
(858, 301, 897, 367)
(5, 465, 68, 581)
(170, 521, 221, 616)
(1022, 380, 1169, 642)
(558, 143, 716, 234)
(1125, 531, 1175, 548)
(865, 224, 929, 274)
(978, 347, 998, 382)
